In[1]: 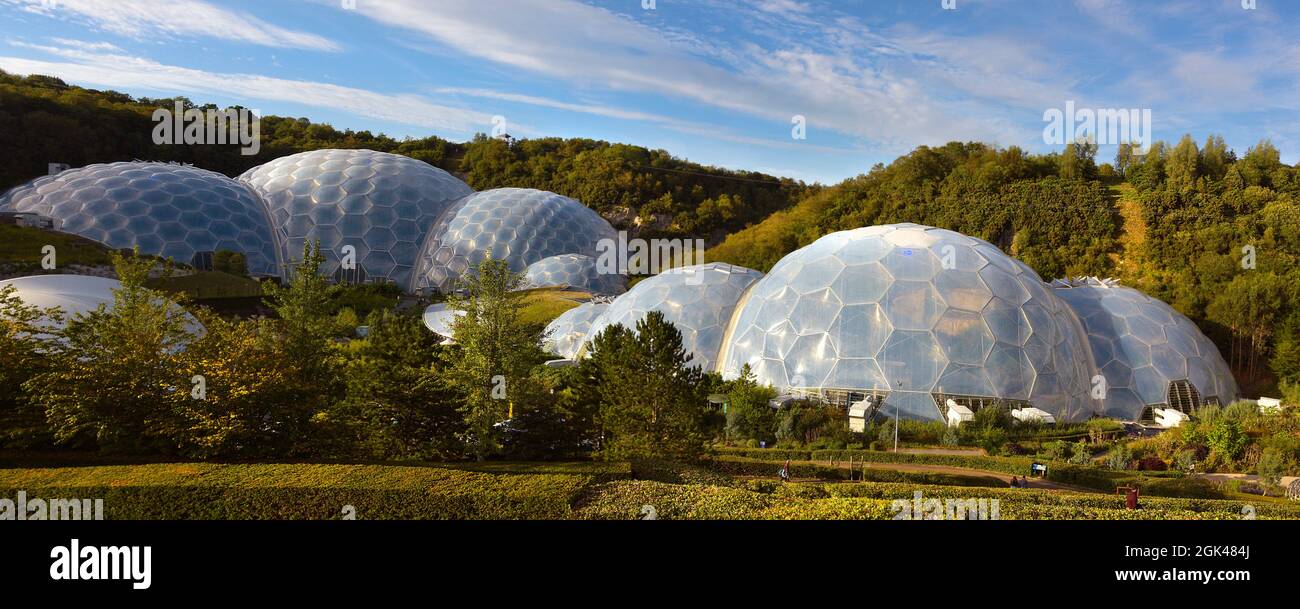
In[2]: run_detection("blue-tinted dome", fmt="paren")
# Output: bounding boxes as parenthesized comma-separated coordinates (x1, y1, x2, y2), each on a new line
(411, 188, 617, 294)
(719, 224, 1098, 422)
(240, 149, 472, 286)
(523, 254, 626, 295)
(583, 263, 764, 371)
(543, 301, 608, 359)
(0, 162, 282, 276)
(1053, 277, 1238, 418)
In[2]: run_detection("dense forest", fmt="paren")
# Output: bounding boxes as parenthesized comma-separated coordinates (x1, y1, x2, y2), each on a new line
(0, 69, 803, 244)
(1, 69, 1297, 401)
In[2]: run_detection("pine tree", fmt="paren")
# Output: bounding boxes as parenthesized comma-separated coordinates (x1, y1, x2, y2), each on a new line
(446, 256, 542, 460)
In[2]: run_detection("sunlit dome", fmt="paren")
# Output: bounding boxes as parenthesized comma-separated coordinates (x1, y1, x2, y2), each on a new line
(543, 301, 608, 359)
(0, 162, 282, 276)
(718, 224, 1098, 422)
(523, 254, 626, 295)
(582, 263, 764, 371)
(0, 274, 203, 335)
(239, 149, 473, 286)
(411, 188, 617, 294)
(421, 302, 465, 340)
(1052, 277, 1238, 419)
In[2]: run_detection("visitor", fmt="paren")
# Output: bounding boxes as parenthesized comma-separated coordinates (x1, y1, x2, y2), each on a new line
(1021, 475, 1030, 488)
(1009, 476, 1019, 488)
(779, 459, 791, 483)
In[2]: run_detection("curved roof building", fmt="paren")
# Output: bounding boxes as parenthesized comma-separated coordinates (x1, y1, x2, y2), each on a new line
(716, 224, 1098, 422)
(239, 149, 473, 286)
(0, 274, 203, 335)
(411, 188, 617, 294)
(0, 162, 282, 276)
(523, 254, 626, 295)
(543, 301, 608, 359)
(581, 263, 764, 371)
(1052, 277, 1238, 419)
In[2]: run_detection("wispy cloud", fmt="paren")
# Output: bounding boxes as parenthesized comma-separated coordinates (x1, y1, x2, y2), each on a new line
(5, 0, 339, 51)
(0, 42, 487, 133)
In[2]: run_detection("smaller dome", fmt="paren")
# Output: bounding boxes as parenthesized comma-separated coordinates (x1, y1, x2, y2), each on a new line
(523, 254, 626, 295)
(0, 274, 203, 336)
(583, 262, 764, 371)
(1052, 277, 1238, 419)
(421, 302, 465, 339)
(412, 188, 617, 293)
(543, 301, 609, 359)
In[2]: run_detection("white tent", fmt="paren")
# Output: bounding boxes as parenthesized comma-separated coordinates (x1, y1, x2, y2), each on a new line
(1012, 407, 1056, 425)
(1153, 408, 1189, 428)
(946, 400, 974, 428)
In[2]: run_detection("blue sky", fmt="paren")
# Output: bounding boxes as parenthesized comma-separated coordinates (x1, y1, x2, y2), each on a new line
(1, 0, 1297, 184)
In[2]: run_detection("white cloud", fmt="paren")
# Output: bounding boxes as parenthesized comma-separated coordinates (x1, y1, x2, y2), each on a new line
(5, 0, 339, 51)
(337, 0, 1020, 151)
(0, 43, 489, 133)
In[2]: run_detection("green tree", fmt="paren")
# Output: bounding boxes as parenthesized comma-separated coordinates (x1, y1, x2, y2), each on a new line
(31, 250, 195, 452)
(723, 364, 777, 443)
(589, 311, 708, 461)
(211, 249, 248, 276)
(261, 240, 345, 455)
(0, 284, 62, 447)
(445, 256, 543, 460)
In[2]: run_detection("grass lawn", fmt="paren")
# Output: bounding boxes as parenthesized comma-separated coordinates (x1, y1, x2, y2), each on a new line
(146, 271, 265, 299)
(0, 224, 111, 268)
(518, 286, 590, 326)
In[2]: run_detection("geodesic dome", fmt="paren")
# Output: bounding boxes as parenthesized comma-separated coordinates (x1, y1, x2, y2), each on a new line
(239, 149, 472, 286)
(1052, 277, 1238, 419)
(582, 263, 764, 371)
(523, 254, 626, 295)
(421, 302, 465, 339)
(718, 224, 1098, 422)
(411, 188, 617, 294)
(0, 162, 282, 276)
(543, 301, 609, 359)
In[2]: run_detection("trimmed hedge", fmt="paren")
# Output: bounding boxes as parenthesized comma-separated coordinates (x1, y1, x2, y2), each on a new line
(0, 462, 629, 519)
(710, 456, 1005, 488)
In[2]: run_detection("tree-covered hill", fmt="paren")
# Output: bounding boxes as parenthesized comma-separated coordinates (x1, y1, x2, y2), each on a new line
(0, 69, 803, 244)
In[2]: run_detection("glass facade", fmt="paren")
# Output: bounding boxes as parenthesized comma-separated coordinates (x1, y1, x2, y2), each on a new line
(543, 301, 609, 359)
(523, 253, 627, 295)
(240, 149, 473, 286)
(411, 188, 618, 294)
(1052, 277, 1238, 419)
(0, 162, 282, 276)
(582, 263, 764, 371)
(718, 224, 1097, 422)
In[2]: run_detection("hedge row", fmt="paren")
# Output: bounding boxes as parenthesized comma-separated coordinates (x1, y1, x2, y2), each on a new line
(709, 457, 1006, 488)
(0, 462, 629, 519)
(572, 479, 1292, 520)
(713, 447, 1187, 493)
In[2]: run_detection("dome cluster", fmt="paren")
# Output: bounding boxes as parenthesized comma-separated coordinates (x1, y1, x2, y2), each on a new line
(546, 224, 1238, 423)
(1, 150, 624, 296)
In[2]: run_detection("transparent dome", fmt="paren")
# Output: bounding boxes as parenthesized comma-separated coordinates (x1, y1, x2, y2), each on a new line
(719, 224, 1097, 422)
(583, 263, 764, 371)
(239, 149, 472, 286)
(421, 302, 464, 339)
(1052, 277, 1238, 419)
(411, 188, 617, 294)
(523, 254, 626, 295)
(543, 301, 608, 359)
(0, 162, 282, 276)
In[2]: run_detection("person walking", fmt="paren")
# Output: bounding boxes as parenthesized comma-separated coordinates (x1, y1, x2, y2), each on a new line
(779, 459, 791, 483)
